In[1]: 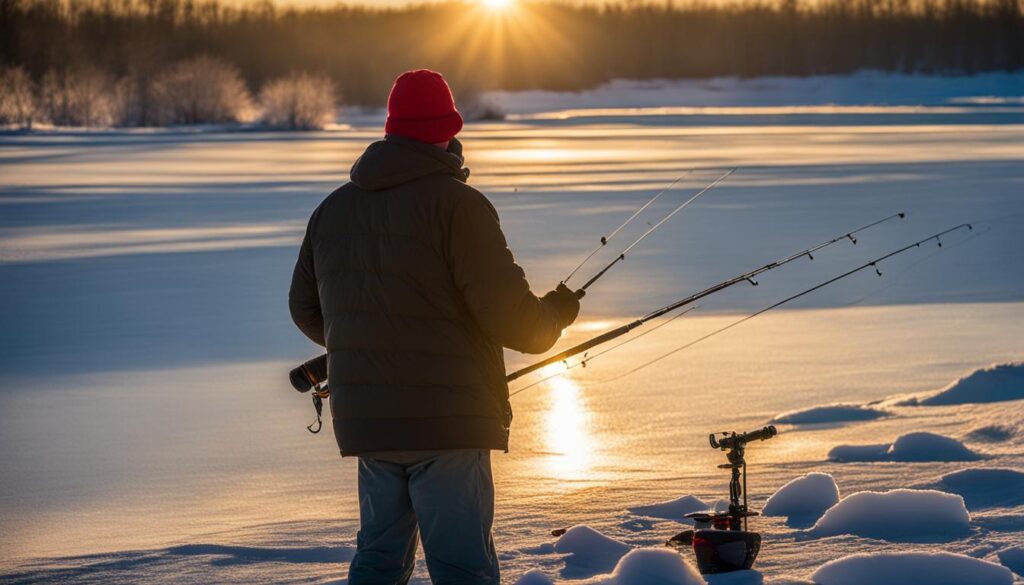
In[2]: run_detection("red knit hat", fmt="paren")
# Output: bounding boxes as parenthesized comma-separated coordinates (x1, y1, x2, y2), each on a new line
(385, 70, 464, 144)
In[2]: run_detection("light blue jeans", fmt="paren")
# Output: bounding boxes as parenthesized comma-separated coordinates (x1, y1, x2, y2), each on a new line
(347, 449, 499, 585)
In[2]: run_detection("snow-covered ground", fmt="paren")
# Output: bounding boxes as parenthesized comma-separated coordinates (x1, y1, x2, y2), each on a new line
(1, 73, 1023, 584)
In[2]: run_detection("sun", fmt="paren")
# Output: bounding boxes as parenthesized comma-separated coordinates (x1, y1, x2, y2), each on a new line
(481, 0, 513, 10)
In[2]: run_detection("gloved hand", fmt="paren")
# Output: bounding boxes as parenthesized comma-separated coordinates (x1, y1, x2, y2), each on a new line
(542, 283, 581, 329)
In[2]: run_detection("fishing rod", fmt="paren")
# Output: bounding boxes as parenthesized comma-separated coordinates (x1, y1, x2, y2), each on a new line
(505, 211, 906, 383)
(561, 170, 693, 284)
(597, 223, 973, 383)
(570, 168, 736, 296)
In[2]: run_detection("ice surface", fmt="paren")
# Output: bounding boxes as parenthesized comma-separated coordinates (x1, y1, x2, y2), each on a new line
(553, 525, 630, 575)
(808, 489, 970, 541)
(934, 467, 1024, 510)
(2, 72, 1024, 584)
(920, 362, 1024, 405)
(628, 495, 710, 520)
(762, 472, 839, 521)
(810, 551, 1014, 585)
(582, 548, 706, 585)
(771, 404, 885, 425)
(828, 431, 982, 462)
(998, 546, 1024, 577)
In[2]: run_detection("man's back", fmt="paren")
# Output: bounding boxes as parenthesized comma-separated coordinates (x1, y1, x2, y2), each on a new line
(289, 135, 567, 455)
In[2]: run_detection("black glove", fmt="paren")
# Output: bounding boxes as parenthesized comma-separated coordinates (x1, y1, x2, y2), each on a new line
(542, 283, 581, 328)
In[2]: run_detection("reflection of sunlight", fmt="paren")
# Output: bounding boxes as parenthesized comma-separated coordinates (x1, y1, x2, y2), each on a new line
(543, 375, 593, 480)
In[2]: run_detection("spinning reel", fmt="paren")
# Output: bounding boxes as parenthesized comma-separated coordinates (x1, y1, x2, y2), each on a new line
(666, 425, 778, 574)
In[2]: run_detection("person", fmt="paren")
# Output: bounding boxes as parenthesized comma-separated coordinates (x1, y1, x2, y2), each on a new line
(288, 69, 580, 585)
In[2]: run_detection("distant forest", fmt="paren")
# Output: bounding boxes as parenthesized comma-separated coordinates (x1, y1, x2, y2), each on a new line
(1, 0, 1022, 111)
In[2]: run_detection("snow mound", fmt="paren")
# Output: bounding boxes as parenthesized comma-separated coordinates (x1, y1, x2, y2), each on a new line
(762, 472, 839, 520)
(554, 525, 630, 573)
(771, 404, 885, 425)
(998, 546, 1024, 577)
(629, 495, 709, 520)
(828, 431, 981, 462)
(936, 467, 1024, 509)
(516, 569, 556, 585)
(965, 424, 1016, 442)
(920, 361, 1024, 405)
(808, 489, 970, 541)
(590, 548, 706, 585)
(810, 551, 1014, 585)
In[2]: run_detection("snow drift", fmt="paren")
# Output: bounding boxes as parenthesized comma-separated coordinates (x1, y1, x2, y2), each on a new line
(762, 472, 839, 521)
(919, 362, 1024, 405)
(628, 495, 710, 520)
(771, 404, 885, 425)
(554, 525, 630, 574)
(810, 551, 1014, 585)
(828, 431, 981, 462)
(934, 467, 1024, 509)
(997, 546, 1024, 577)
(584, 548, 706, 585)
(761, 473, 839, 520)
(516, 569, 556, 585)
(808, 489, 970, 541)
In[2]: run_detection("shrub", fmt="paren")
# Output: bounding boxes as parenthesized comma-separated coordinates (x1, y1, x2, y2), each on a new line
(150, 55, 253, 125)
(0, 67, 38, 129)
(455, 85, 505, 122)
(37, 68, 121, 127)
(258, 72, 337, 130)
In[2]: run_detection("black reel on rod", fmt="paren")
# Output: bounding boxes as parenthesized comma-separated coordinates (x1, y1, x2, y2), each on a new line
(666, 425, 778, 575)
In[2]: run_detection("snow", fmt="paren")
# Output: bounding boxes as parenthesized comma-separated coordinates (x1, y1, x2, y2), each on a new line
(553, 526, 631, 574)
(771, 404, 885, 425)
(2, 71, 1024, 584)
(808, 489, 970, 541)
(998, 546, 1024, 577)
(920, 362, 1024, 405)
(516, 568, 556, 585)
(629, 495, 711, 520)
(966, 424, 1018, 442)
(582, 548, 706, 585)
(484, 71, 1024, 115)
(828, 431, 982, 462)
(762, 472, 839, 521)
(810, 551, 1014, 585)
(934, 467, 1024, 510)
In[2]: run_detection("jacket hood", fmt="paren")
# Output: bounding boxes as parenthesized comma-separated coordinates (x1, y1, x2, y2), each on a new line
(350, 135, 470, 191)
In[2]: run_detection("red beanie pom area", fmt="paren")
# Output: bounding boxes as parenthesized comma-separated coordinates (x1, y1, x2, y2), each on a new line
(384, 69, 464, 144)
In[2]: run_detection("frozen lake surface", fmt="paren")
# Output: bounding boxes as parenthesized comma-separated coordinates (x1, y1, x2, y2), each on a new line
(1, 79, 1023, 583)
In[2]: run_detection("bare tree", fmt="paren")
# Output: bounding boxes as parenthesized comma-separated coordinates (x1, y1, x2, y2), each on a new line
(258, 73, 337, 130)
(0, 67, 37, 129)
(38, 68, 121, 127)
(150, 55, 254, 125)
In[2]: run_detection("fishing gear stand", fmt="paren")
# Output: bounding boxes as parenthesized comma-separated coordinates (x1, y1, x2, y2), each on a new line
(666, 425, 777, 574)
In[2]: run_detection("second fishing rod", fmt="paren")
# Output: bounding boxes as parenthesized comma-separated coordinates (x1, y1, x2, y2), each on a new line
(505, 211, 906, 382)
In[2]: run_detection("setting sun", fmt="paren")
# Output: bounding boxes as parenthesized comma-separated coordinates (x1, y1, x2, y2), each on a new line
(481, 0, 513, 10)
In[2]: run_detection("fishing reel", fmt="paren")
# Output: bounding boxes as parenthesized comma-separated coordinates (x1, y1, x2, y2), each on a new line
(666, 425, 778, 575)
(289, 355, 330, 433)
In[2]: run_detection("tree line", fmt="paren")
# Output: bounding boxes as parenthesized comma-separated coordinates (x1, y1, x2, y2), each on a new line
(1, 0, 1021, 127)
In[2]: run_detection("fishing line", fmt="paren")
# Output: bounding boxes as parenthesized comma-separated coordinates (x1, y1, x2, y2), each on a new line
(847, 223, 992, 307)
(575, 168, 737, 294)
(594, 223, 975, 384)
(508, 306, 698, 398)
(562, 170, 694, 284)
(505, 211, 906, 384)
